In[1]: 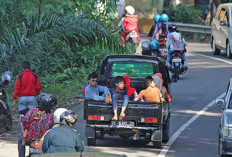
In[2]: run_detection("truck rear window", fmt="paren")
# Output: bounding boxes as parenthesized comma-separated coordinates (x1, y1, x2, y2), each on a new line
(111, 63, 154, 78)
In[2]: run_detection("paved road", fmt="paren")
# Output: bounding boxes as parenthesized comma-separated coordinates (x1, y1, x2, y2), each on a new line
(72, 42, 232, 157)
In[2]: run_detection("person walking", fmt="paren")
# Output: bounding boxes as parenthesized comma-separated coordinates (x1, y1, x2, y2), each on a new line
(13, 61, 42, 132)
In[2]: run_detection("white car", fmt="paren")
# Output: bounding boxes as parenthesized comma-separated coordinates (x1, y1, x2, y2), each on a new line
(211, 3, 232, 59)
(217, 78, 232, 157)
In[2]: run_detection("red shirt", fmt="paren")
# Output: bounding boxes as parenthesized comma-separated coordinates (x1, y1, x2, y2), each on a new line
(124, 15, 138, 31)
(13, 69, 42, 100)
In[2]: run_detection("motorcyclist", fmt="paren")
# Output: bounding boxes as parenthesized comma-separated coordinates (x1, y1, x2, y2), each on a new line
(141, 41, 151, 55)
(148, 14, 160, 37)
(39, 108, 68, 151)
(166, 24, 187, 68)
(121, 6, 140, 46)
(152, 14, 169, 40)
(18, 93, 57, 157)
(42, 110, 84, 154)
(150, 39, 161, 57)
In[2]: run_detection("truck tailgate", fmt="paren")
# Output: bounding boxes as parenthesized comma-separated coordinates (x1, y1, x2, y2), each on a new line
(84, 100, 164, 125)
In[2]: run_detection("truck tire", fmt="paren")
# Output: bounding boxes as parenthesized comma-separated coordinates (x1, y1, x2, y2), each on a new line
(153, 141, 162, 149)
(162, 117, 170, 143)
(87, 137, 96, 146)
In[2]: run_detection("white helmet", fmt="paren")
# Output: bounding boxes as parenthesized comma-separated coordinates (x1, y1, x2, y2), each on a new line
(125, 6, 135, 15)
(54, 108, 67, 124)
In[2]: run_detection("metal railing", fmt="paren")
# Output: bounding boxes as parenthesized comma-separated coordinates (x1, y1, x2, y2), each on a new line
(169, 22, 211, 34)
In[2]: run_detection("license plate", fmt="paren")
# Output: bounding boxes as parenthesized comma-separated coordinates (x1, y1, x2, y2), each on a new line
(172, 58, 182, 62)
(159, 49, 167, 52)
(130, 32, 138, 37)
(111, 121, 135, 127)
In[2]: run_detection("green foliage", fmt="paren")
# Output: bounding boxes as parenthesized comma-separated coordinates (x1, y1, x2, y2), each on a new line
(0, 0, 131, 107)
(167, 4, 204, 24)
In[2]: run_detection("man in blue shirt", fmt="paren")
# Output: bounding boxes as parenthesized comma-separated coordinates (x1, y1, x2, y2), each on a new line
(85, 72, 112, 103)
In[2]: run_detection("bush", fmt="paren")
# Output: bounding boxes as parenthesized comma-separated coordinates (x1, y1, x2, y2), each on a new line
(166, 4, 204, 24)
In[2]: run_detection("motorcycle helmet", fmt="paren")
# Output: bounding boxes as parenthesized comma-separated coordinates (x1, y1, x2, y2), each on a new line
(160, 14, 169, 22)
(54, 108, 67, 124)
(150, 39, 160, 50)
(37, 93, 57, 112)
(1, 71, 12, 85)
(168, 24, 177, 32)
(60, 110, 78, 127)
(153, 14, 160, 23)
(141, 41, 151, 55)
(125, 6, 135, 15)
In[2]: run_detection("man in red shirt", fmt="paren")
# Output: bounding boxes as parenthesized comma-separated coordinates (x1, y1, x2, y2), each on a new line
(13, 61, 42, 132)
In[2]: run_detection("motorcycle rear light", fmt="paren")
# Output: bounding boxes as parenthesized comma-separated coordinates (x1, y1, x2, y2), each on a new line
(175, 54, 178, 57)
(33, 142, 39, 149)
(88, 115, 104, 121)
(141, 118, 158, 123)
(159, 42, 164, 45)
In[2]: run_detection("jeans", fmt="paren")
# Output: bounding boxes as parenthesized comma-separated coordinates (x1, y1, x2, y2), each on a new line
(18, 96, 36, 133)
(112, 94, 129, 110)
(18, 136, 25, 157)
(167, 49, 186, 64)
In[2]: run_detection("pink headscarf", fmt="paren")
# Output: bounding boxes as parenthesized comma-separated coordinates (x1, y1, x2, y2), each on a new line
(152, 73, 163, 90)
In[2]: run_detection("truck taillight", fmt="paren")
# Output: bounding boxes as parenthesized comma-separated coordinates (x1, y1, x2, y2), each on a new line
(88, 115, 104, 121)
(141, 118, 158, 123)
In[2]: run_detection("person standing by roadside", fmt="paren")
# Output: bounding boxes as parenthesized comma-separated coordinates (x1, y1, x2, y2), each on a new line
(13, 61, 42, 132)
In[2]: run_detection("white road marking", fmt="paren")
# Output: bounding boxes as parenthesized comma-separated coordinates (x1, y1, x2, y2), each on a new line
(191, 53, 232, 65)
(159, 52, 231, 157)
(158, 92, 226, 157)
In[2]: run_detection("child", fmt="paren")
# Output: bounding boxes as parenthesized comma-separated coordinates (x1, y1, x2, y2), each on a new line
(110, 76, 129, 121)
(123, 75, 137, 101)
(134, 76, 164, 102)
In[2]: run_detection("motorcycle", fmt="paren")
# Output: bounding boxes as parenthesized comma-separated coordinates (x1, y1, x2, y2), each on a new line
(158, 34, 167, 59)
(0, 71, 13, 133)
(169, 51, 188, 82)
(28, 139, 42, 157)
(126, 30, 138, 46)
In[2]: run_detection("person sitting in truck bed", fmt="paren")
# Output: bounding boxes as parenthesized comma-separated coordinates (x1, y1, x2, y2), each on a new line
(123, 75, 137, 101)
(85, 72, 112, 104)
(110, 76, 129, 121)
(152, 73, 171, 102)
(134, 76, 164, 102)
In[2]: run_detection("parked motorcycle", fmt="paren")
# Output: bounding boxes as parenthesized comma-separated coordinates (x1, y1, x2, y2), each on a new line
(169, 51, 188, 82)
(0, 71, 13, 133)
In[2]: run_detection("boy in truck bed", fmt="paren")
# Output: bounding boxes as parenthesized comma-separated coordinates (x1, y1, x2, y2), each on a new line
(134, 76, 164, 102)
(110, 76, 129, 121)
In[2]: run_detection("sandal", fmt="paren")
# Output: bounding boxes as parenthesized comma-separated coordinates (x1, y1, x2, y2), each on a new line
(111, 116, 118, 121)
(119, 113, 125, 121)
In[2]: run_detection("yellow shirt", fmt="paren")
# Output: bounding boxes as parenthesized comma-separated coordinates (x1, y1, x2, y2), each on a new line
(139, 87, 162, 102)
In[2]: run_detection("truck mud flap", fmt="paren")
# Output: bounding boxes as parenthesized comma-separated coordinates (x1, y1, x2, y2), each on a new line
(85, 127, 95, 139)
(151, 130, 162, 142)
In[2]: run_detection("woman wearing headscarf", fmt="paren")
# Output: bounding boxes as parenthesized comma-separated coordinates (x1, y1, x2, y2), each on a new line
(152, 73, 171, 102)
(123, 76, 137, 101)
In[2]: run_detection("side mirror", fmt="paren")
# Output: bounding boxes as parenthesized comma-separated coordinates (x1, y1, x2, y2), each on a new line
(216, 98, 225, 108)
(220, 21, 227, 26)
